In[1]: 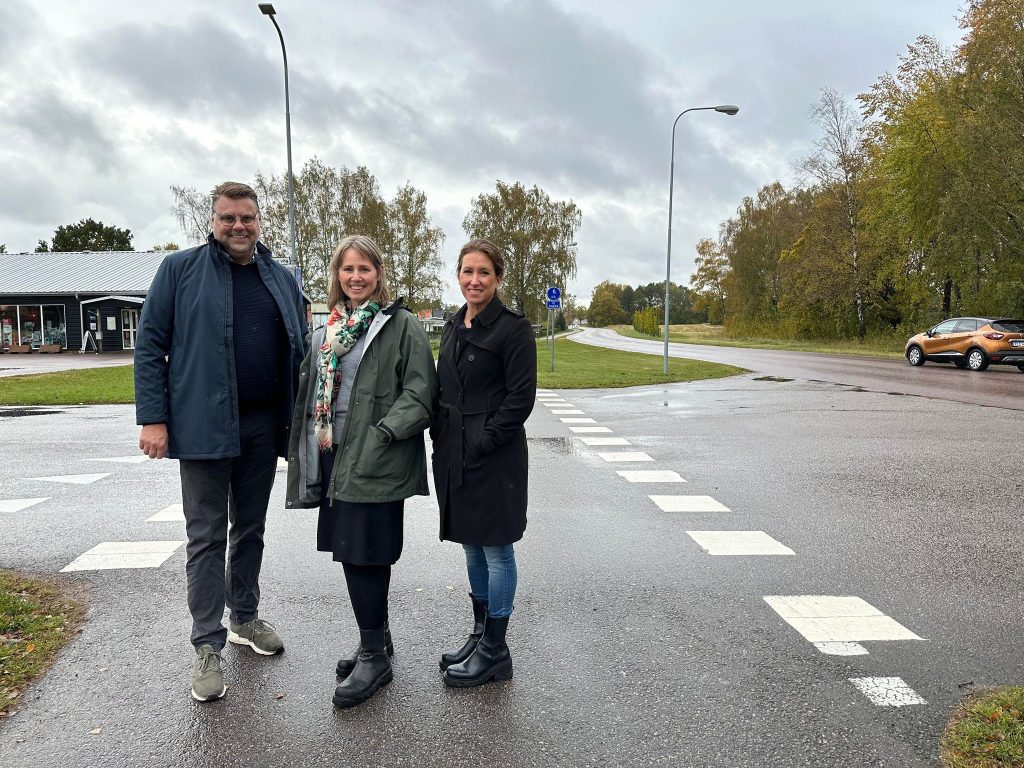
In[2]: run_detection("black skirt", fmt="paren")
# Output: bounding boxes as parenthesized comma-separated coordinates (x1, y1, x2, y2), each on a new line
(317, 448, 405, 565)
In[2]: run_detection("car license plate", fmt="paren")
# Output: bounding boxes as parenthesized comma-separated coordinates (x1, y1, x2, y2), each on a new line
(1013, 339, 1024, 347)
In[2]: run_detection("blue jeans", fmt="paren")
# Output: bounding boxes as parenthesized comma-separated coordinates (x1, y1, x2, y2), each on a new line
(463, 544, 517, 618)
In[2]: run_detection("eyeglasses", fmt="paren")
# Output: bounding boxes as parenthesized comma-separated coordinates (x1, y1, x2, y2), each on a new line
(214, 214, 259, 226)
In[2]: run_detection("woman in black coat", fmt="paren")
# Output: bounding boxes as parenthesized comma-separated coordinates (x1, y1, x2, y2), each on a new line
(433, 238, 537, 688)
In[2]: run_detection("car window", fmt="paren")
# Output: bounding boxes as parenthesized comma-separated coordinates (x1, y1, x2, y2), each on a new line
(992, 320, 1024, 332)
(933, 320, 958, 334)
(954, 319, 980, 332)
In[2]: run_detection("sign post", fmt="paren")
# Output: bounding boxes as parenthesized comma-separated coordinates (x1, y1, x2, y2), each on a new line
(546, 287, 561, 373)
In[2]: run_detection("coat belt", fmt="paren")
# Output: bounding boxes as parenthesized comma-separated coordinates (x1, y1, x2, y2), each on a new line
(439, 391, 505, 488)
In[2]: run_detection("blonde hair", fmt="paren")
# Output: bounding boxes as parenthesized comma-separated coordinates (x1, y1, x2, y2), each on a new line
(327, 235, 391, 308)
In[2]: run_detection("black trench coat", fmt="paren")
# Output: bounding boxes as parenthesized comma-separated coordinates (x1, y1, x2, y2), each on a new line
(432, 297, 537, 545)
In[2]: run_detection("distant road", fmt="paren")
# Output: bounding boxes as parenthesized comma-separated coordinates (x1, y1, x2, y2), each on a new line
(571, 327, 1023, 410)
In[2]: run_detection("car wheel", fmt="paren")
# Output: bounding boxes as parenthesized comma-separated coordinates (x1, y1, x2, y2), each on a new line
(906, 346, 925, 366)
(966, 348, 989, 371)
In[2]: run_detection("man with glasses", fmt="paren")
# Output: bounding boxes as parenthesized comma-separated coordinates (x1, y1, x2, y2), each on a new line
(135, 181, 306, 702)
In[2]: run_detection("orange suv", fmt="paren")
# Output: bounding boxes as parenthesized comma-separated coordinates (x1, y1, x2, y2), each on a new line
(905, 317, 1024, 371)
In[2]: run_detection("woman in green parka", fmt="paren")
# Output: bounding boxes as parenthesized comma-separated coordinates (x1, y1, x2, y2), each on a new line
(285, 234, 437, 708)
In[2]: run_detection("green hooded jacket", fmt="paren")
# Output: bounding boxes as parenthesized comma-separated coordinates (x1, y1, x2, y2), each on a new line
(285, 301, 438, 507)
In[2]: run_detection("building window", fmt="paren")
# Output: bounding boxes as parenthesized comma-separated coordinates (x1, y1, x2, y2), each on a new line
(42, 305, 67, 348)
(0, 304, 67, 350)
(0, 306, 15, 350)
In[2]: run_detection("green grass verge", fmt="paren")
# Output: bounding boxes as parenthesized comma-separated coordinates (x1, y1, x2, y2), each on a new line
(942, 687, 1024, 767)
(0, 337, 744, 406)
(611, 324, 906, 359)
(537, 336, 744, 388)
(0, 570, 88, 718)
(0, 366, 135, 405)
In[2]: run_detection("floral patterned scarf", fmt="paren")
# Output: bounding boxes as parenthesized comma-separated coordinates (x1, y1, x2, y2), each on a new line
(314, 300, 381, 450)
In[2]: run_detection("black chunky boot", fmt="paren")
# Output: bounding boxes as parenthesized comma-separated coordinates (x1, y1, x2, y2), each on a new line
(443, 615, 513, 688)
(336, 624, 394, 678)
(332, 626, 393, 708)
(439, 595, 487, 671)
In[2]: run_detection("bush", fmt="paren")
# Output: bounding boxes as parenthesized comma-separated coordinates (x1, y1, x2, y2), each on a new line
(632, 307, 660, 337)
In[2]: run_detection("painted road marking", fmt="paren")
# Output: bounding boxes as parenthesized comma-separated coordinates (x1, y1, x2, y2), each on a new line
(763, 596, 922, 644)
(560, 418, 597, 424)
(617, 470, 686, 483)
(815, 642, 869, 656)
(277, 457, 288, 471)
(0, 497, 50, 513)
(147, 504, 185, 522)
(31, 473, 111, 485)
(542, 401, 571, 406)
(551, 409, 585, 415)
(61, 541, 185, 572)
(579, 437, 630, 446)
(570, 426, 612, 433)
(88, 455, 150, 464)
(598, 452, 654, 462)
(649, 495, 731, 512)
(686, 531, 794, 556)
(849, 677, 926, 707)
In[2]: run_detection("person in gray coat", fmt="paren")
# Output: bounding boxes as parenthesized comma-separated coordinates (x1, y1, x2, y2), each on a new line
(135, 182, 306, 703)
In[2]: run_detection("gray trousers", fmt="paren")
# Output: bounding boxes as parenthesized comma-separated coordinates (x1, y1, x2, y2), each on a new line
(179, 409, 279, 650)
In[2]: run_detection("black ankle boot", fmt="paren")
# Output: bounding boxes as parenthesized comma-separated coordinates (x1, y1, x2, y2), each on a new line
(439, 594, 487, 671)
(443, 615, 512, 688)
(336, 624, 394, 678)
(332, 627, 393, 708)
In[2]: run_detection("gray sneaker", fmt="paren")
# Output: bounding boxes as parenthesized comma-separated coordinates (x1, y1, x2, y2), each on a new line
(191, 645, 226, 702)
(227, 617, 284, 656)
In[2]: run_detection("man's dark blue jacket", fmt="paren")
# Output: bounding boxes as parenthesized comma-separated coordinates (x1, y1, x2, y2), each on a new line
(134, 236, 307, 459)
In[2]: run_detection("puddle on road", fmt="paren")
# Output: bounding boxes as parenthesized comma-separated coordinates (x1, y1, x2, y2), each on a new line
(0, 407, 66, 417)
(753, 376, 794, 383)
(527, 437, 577, 455)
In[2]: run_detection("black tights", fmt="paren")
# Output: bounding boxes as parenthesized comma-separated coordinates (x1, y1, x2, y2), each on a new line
(342, 562, 391, 630)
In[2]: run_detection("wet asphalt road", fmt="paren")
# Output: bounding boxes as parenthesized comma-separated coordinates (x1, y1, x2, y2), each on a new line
(0, 350, 1021, 767)
(574, 328, 1024, 410)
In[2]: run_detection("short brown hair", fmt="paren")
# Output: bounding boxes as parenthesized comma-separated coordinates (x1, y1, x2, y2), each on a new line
(211, 181, 260, 213)
(458, 238, 505, 278)
(327, 235, 391, 308)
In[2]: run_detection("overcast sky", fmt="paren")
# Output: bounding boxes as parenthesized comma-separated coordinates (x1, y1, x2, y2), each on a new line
(0, 0, 965, 306)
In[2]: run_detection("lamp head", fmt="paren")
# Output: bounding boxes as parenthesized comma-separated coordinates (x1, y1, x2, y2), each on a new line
(259, 3, 276, 15)
(715, 105, 739, 115)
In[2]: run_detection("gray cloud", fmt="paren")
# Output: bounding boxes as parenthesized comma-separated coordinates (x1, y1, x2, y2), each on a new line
(0, 0, 968, 296)
(2, 88, 121, 174)
(78, 14, 282, 115)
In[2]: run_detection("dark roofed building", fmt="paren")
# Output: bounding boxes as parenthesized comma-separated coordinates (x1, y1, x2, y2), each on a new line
(0, 249, 311, 355)
(0, 251, 168, 353)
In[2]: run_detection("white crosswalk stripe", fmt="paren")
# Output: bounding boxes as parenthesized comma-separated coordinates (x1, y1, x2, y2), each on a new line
(686, 530, 794, 555)
(61, 541, 185, 572)
(849, 677, 926, 707)
(763, 596, 922, 645)
(648, 495, 730, 512)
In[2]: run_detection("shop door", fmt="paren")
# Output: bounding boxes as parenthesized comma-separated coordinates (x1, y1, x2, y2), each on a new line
(121, 309, 139, 349)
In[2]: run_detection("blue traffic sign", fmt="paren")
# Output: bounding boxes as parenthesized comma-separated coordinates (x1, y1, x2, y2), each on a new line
(546, 286, 561, 301)
(546, 299, 561, 309)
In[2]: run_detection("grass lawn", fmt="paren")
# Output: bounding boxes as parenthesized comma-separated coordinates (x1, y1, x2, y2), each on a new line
(942, 687, 1024, 767)
(0, 366, 135, 405)
(537, 336, 744, 388)
(0, 337, 744, 406)
(611, 324, 906, 359)
(0, 570, 88, 718)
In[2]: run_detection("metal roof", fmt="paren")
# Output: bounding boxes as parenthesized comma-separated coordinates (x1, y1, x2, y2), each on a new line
(0, 251, 168, 295)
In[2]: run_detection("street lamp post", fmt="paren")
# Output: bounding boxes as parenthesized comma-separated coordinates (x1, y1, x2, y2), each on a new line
(663, 104, 738, 374)
(259, 3, 297, 267)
